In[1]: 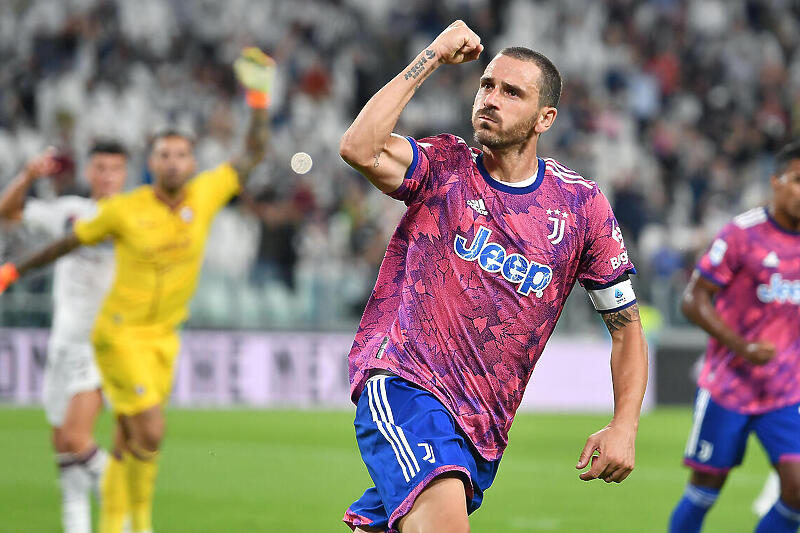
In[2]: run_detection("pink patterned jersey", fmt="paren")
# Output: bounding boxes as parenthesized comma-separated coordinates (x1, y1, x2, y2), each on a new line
(348, 134, 635, 460)
(696, 207, 800, 414)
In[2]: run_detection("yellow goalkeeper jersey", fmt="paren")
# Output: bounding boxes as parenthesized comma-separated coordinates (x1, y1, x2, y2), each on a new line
(74, 163, 240, 329)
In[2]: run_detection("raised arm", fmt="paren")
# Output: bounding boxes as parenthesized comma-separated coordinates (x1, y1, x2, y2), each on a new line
(231, 48, 274, 186)
(576, 304, 648, 483)
(682, 270, 775, 364)
(339, 20, 483, 193)
(0, 149, 59, 221)
(231, 107, 269, 185)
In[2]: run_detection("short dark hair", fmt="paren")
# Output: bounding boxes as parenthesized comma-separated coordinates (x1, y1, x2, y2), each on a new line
(775, 140, 800, 175)
(88, 139, 127, 157)
(149, 129, 196, 153)
(498, 47, 562, 108)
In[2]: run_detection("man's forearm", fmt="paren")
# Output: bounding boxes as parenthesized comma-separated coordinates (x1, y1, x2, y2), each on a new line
(231, 108, 269, 183)
(604, 305, 649, 427)
(683, 290, 747, 354)
(17, 233, 81, 276)
(0, 170, 35, 221)
(339, 48, 441, 168)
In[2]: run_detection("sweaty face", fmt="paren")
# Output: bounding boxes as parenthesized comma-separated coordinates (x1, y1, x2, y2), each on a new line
(772, 159, 800, 224)
(472, 55, 543, 150)
(86, 153, 127, 198)
(148, 136, 196, 193)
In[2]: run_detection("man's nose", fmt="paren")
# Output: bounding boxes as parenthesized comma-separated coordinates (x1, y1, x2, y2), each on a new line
(483, 87, 500, 108)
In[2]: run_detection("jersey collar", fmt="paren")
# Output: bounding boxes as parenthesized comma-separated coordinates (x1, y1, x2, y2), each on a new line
(475, 153, 545, 195)
(766, 207, 800, 236)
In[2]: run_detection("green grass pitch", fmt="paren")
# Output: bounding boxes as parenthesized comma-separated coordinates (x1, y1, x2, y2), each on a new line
(0, 407, 771, 532)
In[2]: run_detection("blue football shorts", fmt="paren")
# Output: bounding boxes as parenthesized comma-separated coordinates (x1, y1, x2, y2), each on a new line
(683, 387, 800, 474)
(343, 373, 500, 532)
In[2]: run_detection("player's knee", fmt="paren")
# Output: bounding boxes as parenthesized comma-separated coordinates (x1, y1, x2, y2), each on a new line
(690, 470, 727, 490)
(131, 420, 164, 453)
(139, 425, 164, 452)
(54, 426, 90, 454)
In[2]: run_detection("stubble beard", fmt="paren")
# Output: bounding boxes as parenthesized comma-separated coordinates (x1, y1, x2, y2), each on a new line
(473, 114, 537, 151)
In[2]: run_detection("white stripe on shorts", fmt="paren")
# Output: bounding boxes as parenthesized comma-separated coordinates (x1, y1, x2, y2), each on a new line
(366, 377, 414, 482)
(370, 376, 420, 478)
(685, 388, 711, 457)
(378, 376, 421, 474)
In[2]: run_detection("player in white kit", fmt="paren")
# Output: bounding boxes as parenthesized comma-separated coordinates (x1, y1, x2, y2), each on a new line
(0, 142, 127, 533)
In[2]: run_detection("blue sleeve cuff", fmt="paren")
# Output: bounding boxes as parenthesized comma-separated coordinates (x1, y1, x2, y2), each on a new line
(696, 267, 727, 288)
(404, 136, 419, 180)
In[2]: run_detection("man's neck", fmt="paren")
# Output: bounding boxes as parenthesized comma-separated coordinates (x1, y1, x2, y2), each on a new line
(769, 204, 800, 233)
(153, 184, 185, 210)
(481, 140, 539, 183)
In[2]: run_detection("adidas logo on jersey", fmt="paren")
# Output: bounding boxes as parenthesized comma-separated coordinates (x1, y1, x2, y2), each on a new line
(762, 252, 780, 268)
(757, 274, 800, 305)
(453, 225, 553, 298)
(467, 198, 488, 216)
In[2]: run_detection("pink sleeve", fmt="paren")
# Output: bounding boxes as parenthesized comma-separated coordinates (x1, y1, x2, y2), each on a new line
(696, 223, 742, 287)
(387, 135, 460, 205)
(577, 188, 636, 285)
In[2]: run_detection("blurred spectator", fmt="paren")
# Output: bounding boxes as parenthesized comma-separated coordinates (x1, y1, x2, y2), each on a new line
(244, 182, 313, 291)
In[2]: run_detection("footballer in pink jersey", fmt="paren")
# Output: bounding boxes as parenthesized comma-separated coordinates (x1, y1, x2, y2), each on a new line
(670, 141, 800, 533)
(339, 21, 648, 533)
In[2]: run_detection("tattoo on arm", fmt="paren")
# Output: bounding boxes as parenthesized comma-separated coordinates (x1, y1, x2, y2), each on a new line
(232, 108, 269, 183)
(602, 304, 641, 333)
(404, 49, 436, 81)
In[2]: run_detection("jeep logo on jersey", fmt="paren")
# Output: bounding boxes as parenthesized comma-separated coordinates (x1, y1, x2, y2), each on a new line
(453, 226, 553, 298)
(757, 274, 800, 305)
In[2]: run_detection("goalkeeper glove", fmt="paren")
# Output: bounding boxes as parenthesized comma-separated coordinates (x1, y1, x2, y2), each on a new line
(0, 263, 19, 294)
(234, 47, 276, 109)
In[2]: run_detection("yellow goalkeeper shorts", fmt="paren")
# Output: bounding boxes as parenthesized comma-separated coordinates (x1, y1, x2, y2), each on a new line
(91, 317, 180, 416)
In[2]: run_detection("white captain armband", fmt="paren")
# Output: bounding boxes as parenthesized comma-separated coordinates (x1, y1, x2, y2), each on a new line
(585, 276, 637, 314)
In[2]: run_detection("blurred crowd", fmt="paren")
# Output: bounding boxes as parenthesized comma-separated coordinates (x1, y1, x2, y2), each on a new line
(0, 0, 798, 331)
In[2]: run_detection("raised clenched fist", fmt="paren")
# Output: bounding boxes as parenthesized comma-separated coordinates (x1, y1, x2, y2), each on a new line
(429, 20, 483, 65)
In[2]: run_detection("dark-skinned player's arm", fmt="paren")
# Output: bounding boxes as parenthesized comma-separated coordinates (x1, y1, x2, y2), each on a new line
(339, 20, 483, 193)
(231, 47, 274, 186)
(0, 232, 82, 293)
(576, 303, 648, 484)
(682, 270, 775, 365)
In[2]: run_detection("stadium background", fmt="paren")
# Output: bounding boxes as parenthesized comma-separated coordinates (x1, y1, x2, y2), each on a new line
(0, 0, 797, 531)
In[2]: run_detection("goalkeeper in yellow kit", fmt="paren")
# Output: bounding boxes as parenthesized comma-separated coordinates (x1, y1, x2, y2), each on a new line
(0, 48, 276, 533)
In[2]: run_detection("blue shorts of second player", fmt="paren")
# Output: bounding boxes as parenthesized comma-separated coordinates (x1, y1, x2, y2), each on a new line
(343, 373, 500, 533)
(683, 387, 800, 474)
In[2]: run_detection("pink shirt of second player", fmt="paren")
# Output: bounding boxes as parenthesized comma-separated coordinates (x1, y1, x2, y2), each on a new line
(696, 207, 800, 414)
(349, 134, 635, 460)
